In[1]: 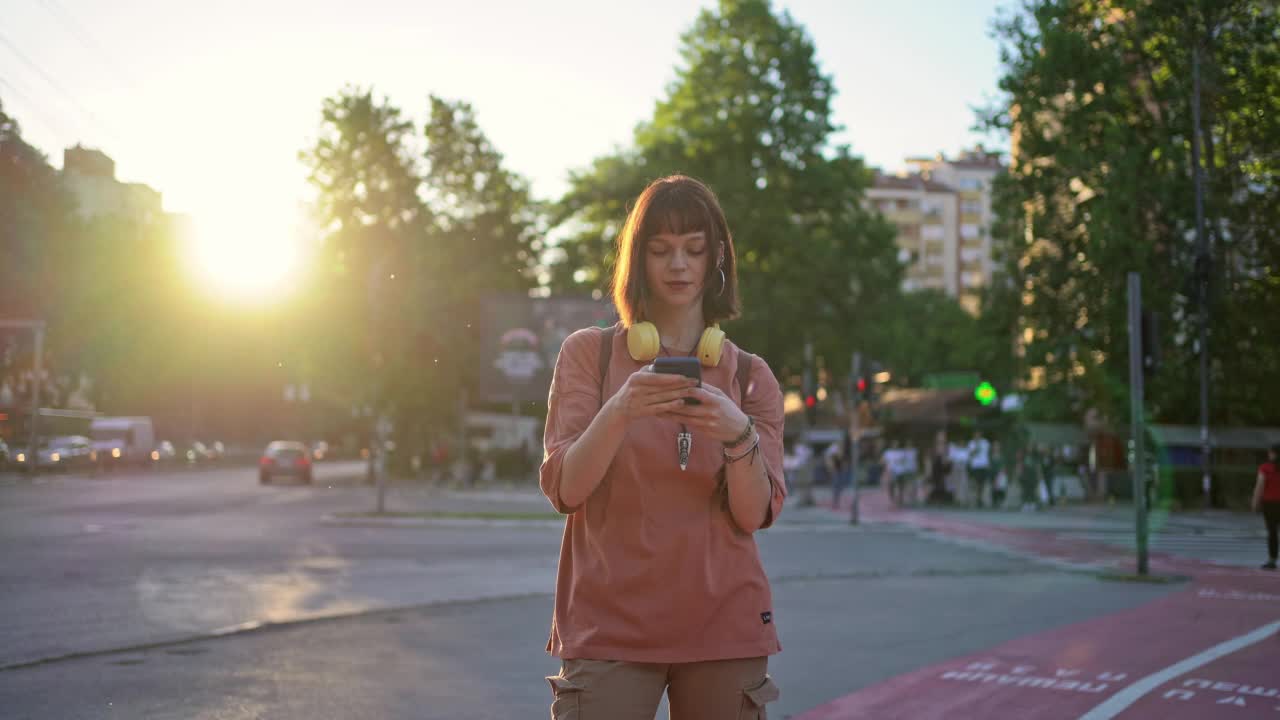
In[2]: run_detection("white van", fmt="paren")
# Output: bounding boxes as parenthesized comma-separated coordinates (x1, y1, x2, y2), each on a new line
(90, 416, 156, 466)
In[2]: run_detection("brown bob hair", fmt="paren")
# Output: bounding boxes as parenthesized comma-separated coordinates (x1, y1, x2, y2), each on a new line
(610, 175, 741, 327)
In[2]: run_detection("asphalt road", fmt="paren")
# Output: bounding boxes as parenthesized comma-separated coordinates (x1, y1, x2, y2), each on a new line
(0, 465, 1187, 718)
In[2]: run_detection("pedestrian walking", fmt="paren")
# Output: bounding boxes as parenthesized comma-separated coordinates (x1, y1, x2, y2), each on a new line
(864, 438, 885, 494)
(992, 456, 1009, 509)
(967, 432, 993, 507)
(829, 429, 852, 509)
(1251, 444, 1280, 570)
(539, 175, 783, 718)
(903, 442, 921, 505)
(1036, 444, 1056, 506)
(884, 440, 907, 506)
(926, 431, 954, 505)
(1016, 447, 1039, 511)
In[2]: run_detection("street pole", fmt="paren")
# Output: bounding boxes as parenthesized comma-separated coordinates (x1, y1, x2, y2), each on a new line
(800, 339, 815, 507)
(375, 412, 390, 514)
(1127, 273, 1149, 576)
(849, 351, 861, 526)
(29, 325, 44, 474)
(1191, 42, 1212, 510)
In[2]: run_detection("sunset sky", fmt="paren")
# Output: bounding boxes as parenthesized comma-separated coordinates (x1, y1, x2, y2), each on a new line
(3, 0, 1010, 297)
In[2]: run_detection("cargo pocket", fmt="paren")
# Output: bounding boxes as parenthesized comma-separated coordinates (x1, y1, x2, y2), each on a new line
(739, 674, 780, 719)
(547, 674, 582, 719)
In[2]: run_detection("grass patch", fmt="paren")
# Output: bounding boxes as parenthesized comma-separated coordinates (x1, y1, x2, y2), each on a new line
(336, 510, 562, 522)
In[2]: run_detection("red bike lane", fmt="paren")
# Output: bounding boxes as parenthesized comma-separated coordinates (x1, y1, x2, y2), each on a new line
(795, 501, 1280, 719)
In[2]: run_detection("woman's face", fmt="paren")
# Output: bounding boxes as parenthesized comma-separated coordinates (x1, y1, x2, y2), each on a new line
(645, 230, 712, 311)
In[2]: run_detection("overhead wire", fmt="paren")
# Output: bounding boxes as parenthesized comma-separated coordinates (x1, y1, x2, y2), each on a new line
(0, 73, 78, 140)
(34, 0, 144, 94)
(0, 29, 124, 146)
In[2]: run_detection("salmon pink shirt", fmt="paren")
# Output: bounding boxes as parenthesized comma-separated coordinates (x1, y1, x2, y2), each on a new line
(539, 325, 787, 663)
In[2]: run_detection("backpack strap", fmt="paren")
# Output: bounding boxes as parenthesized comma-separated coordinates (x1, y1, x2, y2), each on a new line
(735, 348, 753, 404)
(598, 324, 617, 407)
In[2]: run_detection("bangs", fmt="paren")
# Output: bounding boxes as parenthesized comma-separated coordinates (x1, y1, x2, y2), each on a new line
(639, 184, 718, 242)
(612, 174, 741, 326)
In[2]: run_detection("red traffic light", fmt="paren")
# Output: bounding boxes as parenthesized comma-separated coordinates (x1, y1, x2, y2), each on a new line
(805, 395, 817, 408)
(856, 377, 868, 393)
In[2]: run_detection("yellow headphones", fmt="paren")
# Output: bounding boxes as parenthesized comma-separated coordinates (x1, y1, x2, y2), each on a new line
(626, 322, 727, 367)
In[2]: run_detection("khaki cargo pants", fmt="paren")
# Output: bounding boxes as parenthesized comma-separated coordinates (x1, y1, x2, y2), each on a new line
(546, 657, 779, 719)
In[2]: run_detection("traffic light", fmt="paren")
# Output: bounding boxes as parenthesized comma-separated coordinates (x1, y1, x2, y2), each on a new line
(804, 392, 818, 426)
(974, 381, 998, 407)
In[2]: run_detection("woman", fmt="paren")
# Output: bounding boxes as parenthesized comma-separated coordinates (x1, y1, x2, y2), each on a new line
(926, 431, 953, 505)
(1016, 446, 1040, 511)
(539, 176, 785, 718)
(1251, 444, 1280, 570)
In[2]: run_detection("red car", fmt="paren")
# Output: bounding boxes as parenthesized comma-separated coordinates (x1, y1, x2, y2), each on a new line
(259, 441, 313, 485)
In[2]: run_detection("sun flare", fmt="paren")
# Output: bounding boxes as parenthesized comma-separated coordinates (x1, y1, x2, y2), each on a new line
(186, 204, 307, 303)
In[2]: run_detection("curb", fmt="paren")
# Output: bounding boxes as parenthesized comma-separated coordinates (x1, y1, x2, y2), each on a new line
(0, 591, 553, 673)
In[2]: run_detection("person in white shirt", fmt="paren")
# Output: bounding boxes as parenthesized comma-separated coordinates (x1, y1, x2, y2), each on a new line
(884, 441, 910, 506)
(967, 432, 993, 508)
(783, 440, 811, 493)
(903, 444, 920, 505)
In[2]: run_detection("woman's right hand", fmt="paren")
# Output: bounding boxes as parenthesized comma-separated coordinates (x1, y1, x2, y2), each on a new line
(606, 366, 698, 420)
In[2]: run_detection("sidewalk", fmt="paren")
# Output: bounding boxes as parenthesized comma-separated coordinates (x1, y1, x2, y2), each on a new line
(792, 484, 1280, 720)
(325, 477, 884, 529)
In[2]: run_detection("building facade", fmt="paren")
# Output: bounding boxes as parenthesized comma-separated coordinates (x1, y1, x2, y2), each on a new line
(865, 174, 959, 297)
(867, 146, 1004, 314)
(62, 145, 163, 224)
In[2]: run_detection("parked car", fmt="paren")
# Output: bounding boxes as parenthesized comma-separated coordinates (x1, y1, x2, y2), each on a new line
(38, 435, 95, 472)
(311, 440, 330, 462)
(184, 441, 217, 465)
(259, 441, 313, 485)
(151, 440, 177, 465)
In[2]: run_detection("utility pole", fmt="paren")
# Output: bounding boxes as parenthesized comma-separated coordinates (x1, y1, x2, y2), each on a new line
(1191, 41, 1212, 509)
(1128, 273, 1150, 576)
(849, 351, 861, 526)
(800, 339, 816, 507)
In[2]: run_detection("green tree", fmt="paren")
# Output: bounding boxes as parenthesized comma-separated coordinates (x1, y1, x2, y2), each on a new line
(301, 88, 545, 462)
(984, 0, 1280, 425)
(421, 96, 539, 299)
(0, 99, 76, 320)
(873, 289, 1014, 390)
(299, 86, 428, 421)
(550, 0, 901, 375)
(390, 95, 543, 450)
(1, 100, 189, 420)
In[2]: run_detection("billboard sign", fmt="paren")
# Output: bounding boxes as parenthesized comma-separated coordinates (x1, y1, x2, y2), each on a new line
(478, 295, 616, 405)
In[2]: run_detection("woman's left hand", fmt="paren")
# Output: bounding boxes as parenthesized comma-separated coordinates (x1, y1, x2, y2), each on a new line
(662, 384, 750, 445)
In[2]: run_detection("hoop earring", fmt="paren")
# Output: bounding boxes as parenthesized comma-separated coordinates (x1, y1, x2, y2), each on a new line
(717, 267, 726, 297)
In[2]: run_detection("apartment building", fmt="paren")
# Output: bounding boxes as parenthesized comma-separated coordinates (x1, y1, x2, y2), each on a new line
(62, 145, 163, 224)
(908, 147, 1003, 313)
(867, 146, 1004, 314)
(865, 173, 959, 297)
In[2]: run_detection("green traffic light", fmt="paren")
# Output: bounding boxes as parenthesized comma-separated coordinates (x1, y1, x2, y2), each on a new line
(975, 381, 997, 406)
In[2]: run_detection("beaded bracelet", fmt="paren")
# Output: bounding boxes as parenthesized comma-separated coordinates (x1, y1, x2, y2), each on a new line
(723, 433, 760, 464)
(723, 415, 755, 448)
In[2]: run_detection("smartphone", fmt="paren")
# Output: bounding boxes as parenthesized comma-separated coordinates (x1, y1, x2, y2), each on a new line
(652, 357, 702, 405)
